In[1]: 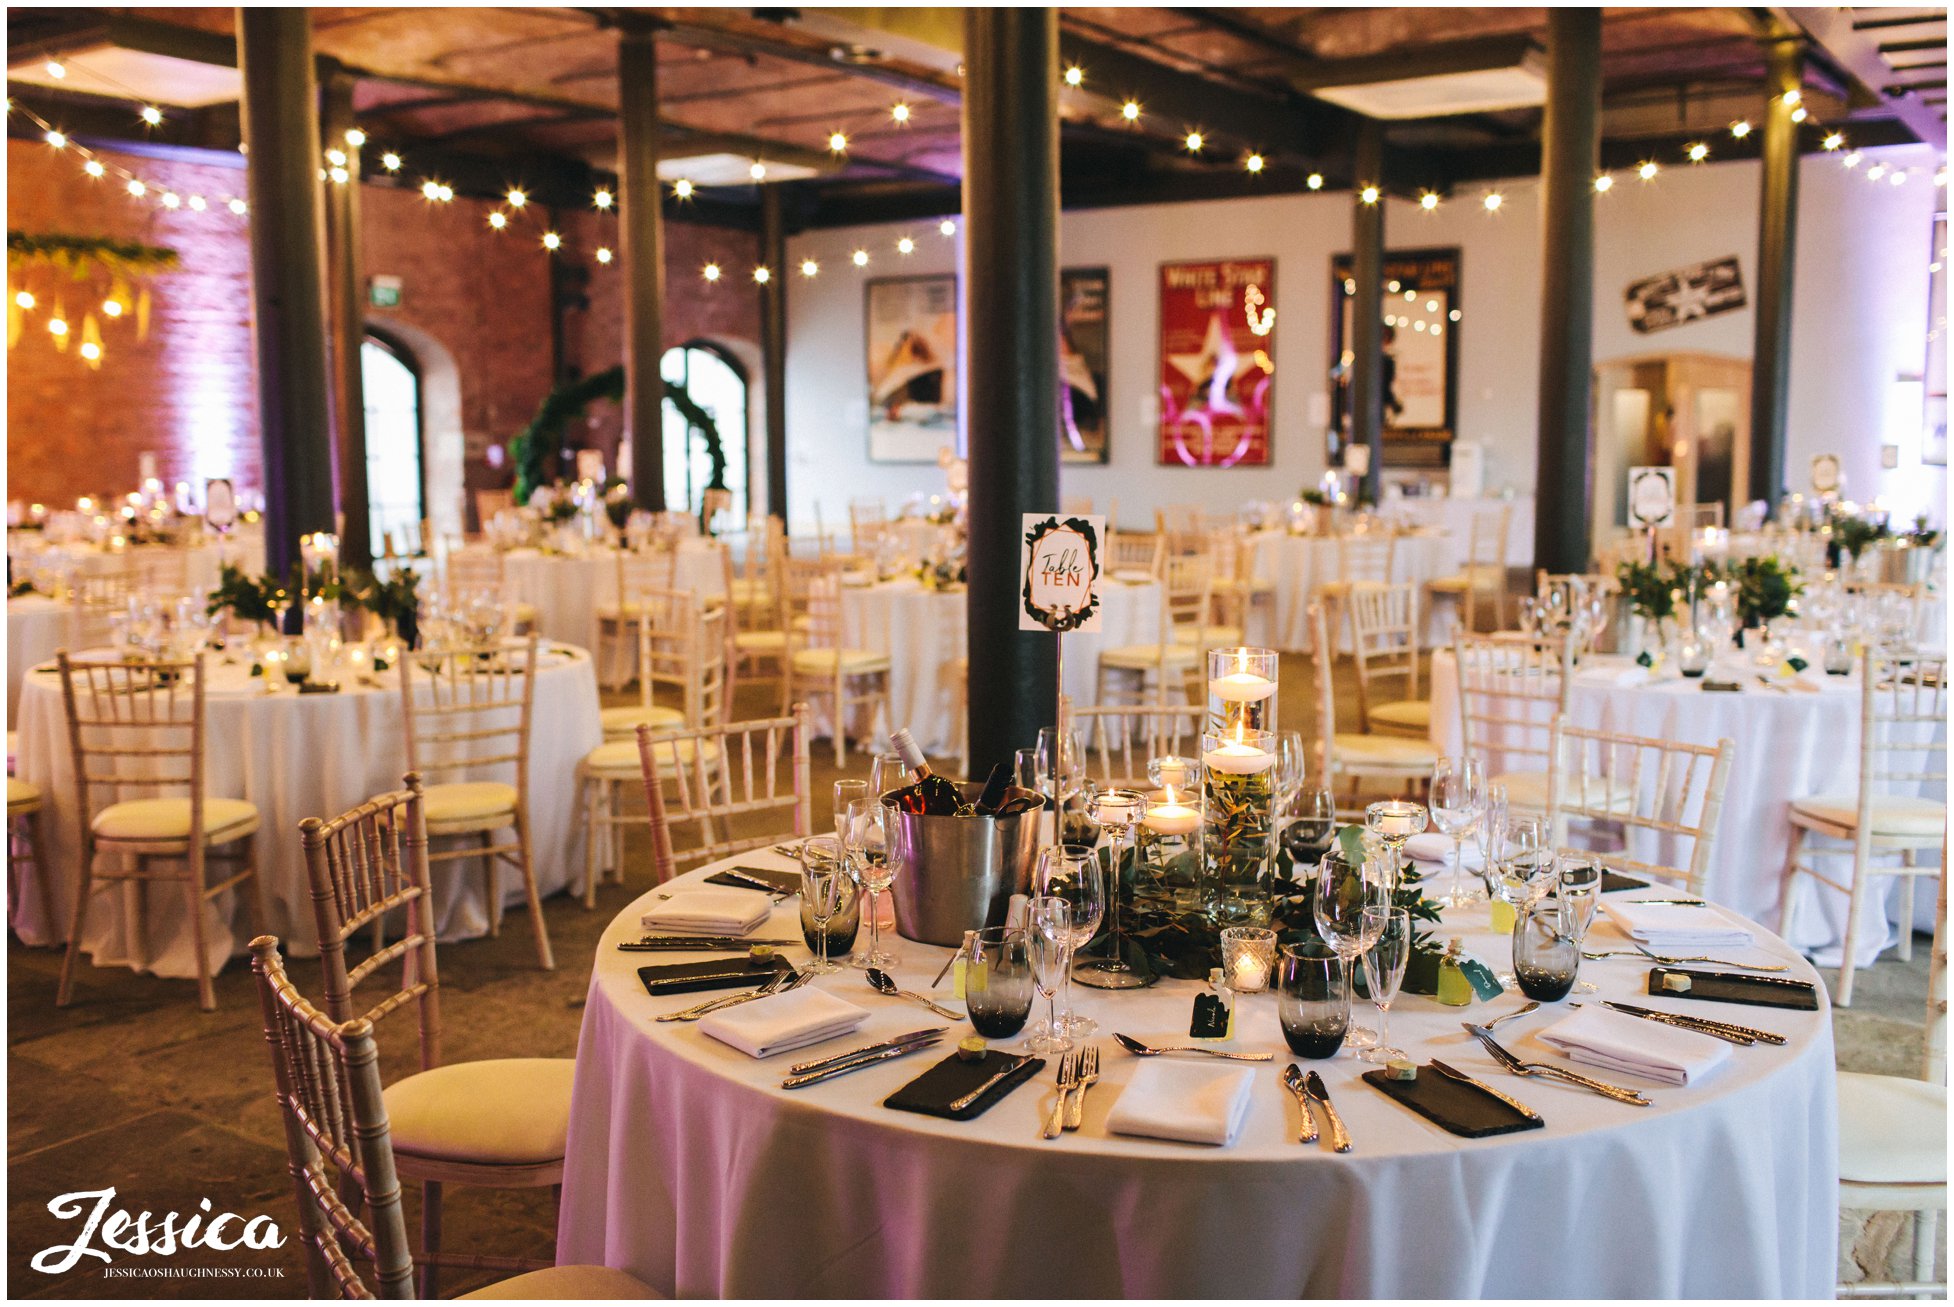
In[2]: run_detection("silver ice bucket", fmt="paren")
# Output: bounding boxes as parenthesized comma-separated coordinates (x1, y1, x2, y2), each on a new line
(884, 784, 1047, 947)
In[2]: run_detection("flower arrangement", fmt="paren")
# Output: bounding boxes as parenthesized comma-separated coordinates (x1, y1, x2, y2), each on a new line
(1713, 555, 1803, 628)
(603, 480, 634, 530)
(1906, 515, 1942, 551)
(1830, 508, 1889, 562)
(205, 564, 287, 629)
(1614, 558, 1697, 624)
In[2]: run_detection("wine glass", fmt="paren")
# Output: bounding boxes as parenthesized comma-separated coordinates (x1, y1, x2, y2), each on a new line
(1364, 798, 1427, 889)
(842, 797, 895, 969)
(1073, 788, 1150, 989)
(1313, 848, 1389, 1051)
(868, 752, 906, 804)
(1428, 756, 1486, 908)
(1357, 906, 1412, 1064)
(1280, 786, 1337, 877)
(1558, 857, 1604, 993)
(1491, 815, 1556, 985)
(1035, 845, 1105, 1035)
(797, 835, 849, 975)
(832, 779, 866, 842)
(1516, 596, 1539, 635)
(1273, 731, 1308, 810)
(1474, 781, 1508, 900)
(1025, 896, 1075, 1055)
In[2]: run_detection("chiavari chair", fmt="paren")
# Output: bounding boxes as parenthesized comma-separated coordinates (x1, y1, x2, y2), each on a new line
(1453, 628, 1597, 816)
(296, 775, 578, 1296)
(1545, 716, 1735, 898)
(782, 556, 891, 766)
(443, 547, 536, 634)
(8, 774, 51, 946)
(1096, 554, 1217, 709)
(1348, 581, 1429, 738)
(1780, 649, 1947, 1006)
(1312, 604, 1438, 808)
(397, 636, 551, 970)
(637, 707, 812, 882)
(249, 937, 651, 1301)
(1426, 504, 1511, 635)
(55, 650, 265, 1010)
(1317, 529, 1398, 652)
(596, 543, 679, 690)
(1071, 702, 1206, 790)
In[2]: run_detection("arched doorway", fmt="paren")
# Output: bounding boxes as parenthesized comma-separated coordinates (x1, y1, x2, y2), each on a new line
(362, 330, 425, 554)
(660, 342, 749, 521)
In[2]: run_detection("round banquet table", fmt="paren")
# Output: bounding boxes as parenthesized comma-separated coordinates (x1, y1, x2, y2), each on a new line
(10, 641, 602, 979)
(1392, 493, 1536, 573)
(557, 850, 1836, 1298)
(18, 530, 264, 596)
(8, 594, 70, 718)
(1249, 529, 1451, 652)
(454, 543, 730, 682)
(835, 575, 1163, 755)
(1428, 649, 1948, 968)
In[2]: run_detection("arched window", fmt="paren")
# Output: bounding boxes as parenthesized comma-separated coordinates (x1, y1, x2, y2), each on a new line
(362, 331, 425, 554)
(660, 342, 748, 520)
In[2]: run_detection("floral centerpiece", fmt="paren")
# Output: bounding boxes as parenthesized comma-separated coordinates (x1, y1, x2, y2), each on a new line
(1614, 556, 1700, 659)
(603, 480, 634, 531)
(1712, 554, 1802, 630)
(1829, 506, 1889, 566)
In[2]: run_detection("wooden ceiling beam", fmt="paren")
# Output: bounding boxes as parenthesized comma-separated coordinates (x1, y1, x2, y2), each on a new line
(1773, 7, 1945, 147)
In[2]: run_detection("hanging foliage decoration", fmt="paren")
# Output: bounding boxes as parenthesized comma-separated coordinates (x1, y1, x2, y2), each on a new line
(509, 365, 725, 504)
(8, 231, 178, 367)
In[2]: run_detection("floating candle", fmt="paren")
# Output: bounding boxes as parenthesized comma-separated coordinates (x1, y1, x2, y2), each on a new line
(1209, 671, 1276, 703)
(1203, 740, 1274, 774)
(1143, 800, 1200, 836)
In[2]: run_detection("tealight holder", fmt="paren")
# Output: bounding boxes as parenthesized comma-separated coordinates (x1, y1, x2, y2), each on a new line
(1220, 926, 1277, 993)
(1201, 729, 1277, 927)
(1207, 646, 1278, 735)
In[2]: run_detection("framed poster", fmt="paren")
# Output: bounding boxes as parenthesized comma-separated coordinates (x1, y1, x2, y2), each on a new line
(1329, 247, 1459, 470)
(866, 275, 957, 463)
(1158, 258, 1275, 467)
(1060, 267, 1109, 464)
(1625, 255, 1746, 333)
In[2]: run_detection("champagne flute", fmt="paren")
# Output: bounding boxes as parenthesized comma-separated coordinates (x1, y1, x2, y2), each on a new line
(1025, 896, 1075, 1055)
(1558, 857, 1604, 993)
(1273, 730, 1308, 810)
(1036, 845, 1106, 1034)
(1357, 906, 1412, 1064)
(1428, 756, 1486, 908)
(797, 836, 848, 975)
(843, 797, 895, 969)
(1474, 781, 1508, 901)
(1313, 848, 1389, 1051)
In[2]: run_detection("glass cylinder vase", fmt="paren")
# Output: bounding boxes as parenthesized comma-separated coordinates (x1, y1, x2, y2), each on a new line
(1207, 646, 1279, 735)
(1201, 728, 1276, 927)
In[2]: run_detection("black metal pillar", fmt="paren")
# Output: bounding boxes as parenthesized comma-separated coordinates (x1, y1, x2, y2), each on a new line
(760, 186, 789, 523)
(1748, 37, 1803, 508)
(1533, 8, 1602, 574)
(963, 7, 1059, 777)
(618, 23, 667, 511)
(1350, 118, 1386, 503)
(320, 65, 372, 569)
(238, 8, 336, 579)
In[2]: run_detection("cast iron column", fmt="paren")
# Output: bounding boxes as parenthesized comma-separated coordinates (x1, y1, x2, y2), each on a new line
(321, 65, 372, 569)
(1350, 117, 1386, 503)
(963, 7, 1059, 776)
(619, 22, 667, 511)
(1748, 37, 1803, 508)
(238, 8, 336, 578)
(761, 186, 789, 523)
(1533, 7, 1602, 574)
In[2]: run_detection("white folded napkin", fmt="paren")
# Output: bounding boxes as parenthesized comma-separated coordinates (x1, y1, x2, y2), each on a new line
(698, 987, 869, 1059)
(1599, 899, 1754, 950)
(1404, 833, 1484, 869)
(1105, 1059, 1256, 1146)
(1536, 1005, 1730, 1086)
(641, 888, 774, 936)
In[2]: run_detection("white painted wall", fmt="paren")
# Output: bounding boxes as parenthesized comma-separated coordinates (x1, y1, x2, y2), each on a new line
(784, 144, 1944, 538)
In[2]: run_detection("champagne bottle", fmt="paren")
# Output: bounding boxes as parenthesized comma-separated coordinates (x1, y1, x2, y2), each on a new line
(887, 729, 962, 816)
(971, 762, 1013, 815)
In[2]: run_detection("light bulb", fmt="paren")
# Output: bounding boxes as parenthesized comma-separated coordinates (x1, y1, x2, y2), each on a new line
(1843, 151, 1862, 169)
(1822, 133, 1844, 151)
(673, 179, 694, 199)
(1593, 173, 1614, 192)
(506, 189, 527, 208)
(829, 132, 848, 152)
(126, 179, 146, 197)
(749, 161, 767, 181)
(44, 130, 65, 149)
(327, 168, 348, 185)
(702, 263, 722, 282)
(13, 291, 33, 309)
(1184, 132, 1203, 152)
(188, 195, 206, 210)
(1483, 191, 1503, 211)
(752, 265, 771, 284)
(541, 231, 561, 250)
(851, 248, 869, 267)
(436, 184, 453, 201)
(1306, 173, 1323, 190)
(1360, 185, 1380, 204)
(891, 102, 911, 124)
(345, 128, 366, 147)
(45, 60, 65, 79)
(162, 190, 181, 206)
(596, 246, 613, 264)
(593, 188, 613, 209)
(939, 219, 956, 236)
(326, 148, 347, 166)
(381, 152, 402, 171)
(422, 180, 442, 200)
(897, 236, 915, 255)
(102, 298, 123, 317)
(1687, 142, 1708, 162)
(1867, 163, 1887, 181)
(139, 106, 163, 126)
(1121, 100, 1141, 122)
(1889, 170, 1907, 186)
(1789, 106, 1806, 123)
(1419, 191, 1439, 210)
(1638, 160, 1659, 180)
(1781, 88, 1801, 108)
(80, 341, 100, 360)
(83, 159, 105, 177)
(1449, 309, 1461, 322)
(48, 317, 68, 336)
(229, 198, 248, 215)
(487, 211, 507, 230)
(800, 258, 819, 277)
(1064, 65, 1083, 87)
(1730, 120, 1751, 138)
(1245, 154, 1264, 173)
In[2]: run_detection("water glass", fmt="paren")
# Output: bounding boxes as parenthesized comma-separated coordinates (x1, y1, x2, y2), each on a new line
(964, 926, 1035, 1039)
(1279, 786, 1337, 875)
(1026, 896, 1075, 1055)
(1313, 848, 1389, 1048)
(1513, 896, 1581, 1002)
(1277, 946, 1348, 1059)
(797, 836, 854, 974)
(1429, 755, 1485, 907)
(842, 797, 894, 969)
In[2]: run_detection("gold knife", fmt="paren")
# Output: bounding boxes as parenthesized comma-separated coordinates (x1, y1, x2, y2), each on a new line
(1429, 1059, 1544, 1123)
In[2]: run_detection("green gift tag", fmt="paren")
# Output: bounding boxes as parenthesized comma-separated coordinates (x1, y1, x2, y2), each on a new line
(1402, 947, 1505, 1000)
(1460, 956, 1506, 1000)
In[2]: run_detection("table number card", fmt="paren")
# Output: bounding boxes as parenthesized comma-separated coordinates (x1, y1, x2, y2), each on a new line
(1809, 453, 1841, 494)
(205, 478, 237, 531)
(1019, 513, 1104, 633)
(1626, 466, 1676, 529)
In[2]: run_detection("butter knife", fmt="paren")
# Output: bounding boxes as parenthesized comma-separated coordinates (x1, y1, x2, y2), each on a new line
(1429, 1059, 1544, 1123)
(1303, 1071, 1352, 1153)
(781, 1035, 942, 1089)
(946, 1053, 1036, 1112)
(1602, 1000, 1785, 1045)
(789, 1028, 943, 1077)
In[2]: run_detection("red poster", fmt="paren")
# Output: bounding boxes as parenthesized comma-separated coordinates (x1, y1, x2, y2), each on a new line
(1157, 258, 1276, 467)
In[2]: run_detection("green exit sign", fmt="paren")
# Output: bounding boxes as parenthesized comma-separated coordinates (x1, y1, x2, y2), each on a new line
(368, 275, 403, 309)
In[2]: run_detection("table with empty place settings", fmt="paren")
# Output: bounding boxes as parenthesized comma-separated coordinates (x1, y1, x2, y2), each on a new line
(557, 850, 1836, 1298)
(10, 641, 602, 979)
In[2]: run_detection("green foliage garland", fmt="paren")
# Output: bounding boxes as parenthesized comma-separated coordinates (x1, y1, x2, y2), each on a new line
(510, 367, 725, 504)
(8, 231, 180, 278)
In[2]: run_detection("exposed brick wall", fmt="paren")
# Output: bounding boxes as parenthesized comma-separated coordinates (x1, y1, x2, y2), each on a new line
(7, 137, 762, 508)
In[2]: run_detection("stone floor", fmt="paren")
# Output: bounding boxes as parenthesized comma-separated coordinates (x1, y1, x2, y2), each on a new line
(7, 657, 1941, 1297)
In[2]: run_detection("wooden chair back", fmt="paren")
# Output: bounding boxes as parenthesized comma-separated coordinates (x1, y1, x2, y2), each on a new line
(58, 651, 208, 831)
(636, 586, 729, 728)
(1453, 630, 1574, 778)
(637, 706, 812, 881)
(1861, 650, 1949, 806)
(1161, 554, 1218, 646)
(1929, 850, 1948, 1086)
(1348, 581, 1421, 724)
(614, 544, 679, 606)
(299, 775, 441, 1068)
(131, 548, 192, 597)
(1154, 504, 1204, 536)
(470, 488, 515, 531)
(443, 547, 507, 606)
(780, 555, 844, 651)
(1072, 703, 1206, 789)
(1467, 506, 1512, 572)
(1546, 716, 1736, 897)
(249, 936, 414, 1300)
(1107, 531, 1165, 578)
(1336, 531, 1398, 587)
(397, 637, 538, 791)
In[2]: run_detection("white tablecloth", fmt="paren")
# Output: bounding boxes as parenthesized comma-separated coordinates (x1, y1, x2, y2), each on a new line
(1394, 494, 1535, 573)
(558, 853, 1836, 1297)
(8, 595, 70, 719)
(19, 530, 263, 596)
(10, 642, 602, 978)
(836, 577, 1163, 756)
(1249, 530, 1452, 652)
(1428, 650, 1945, 967)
